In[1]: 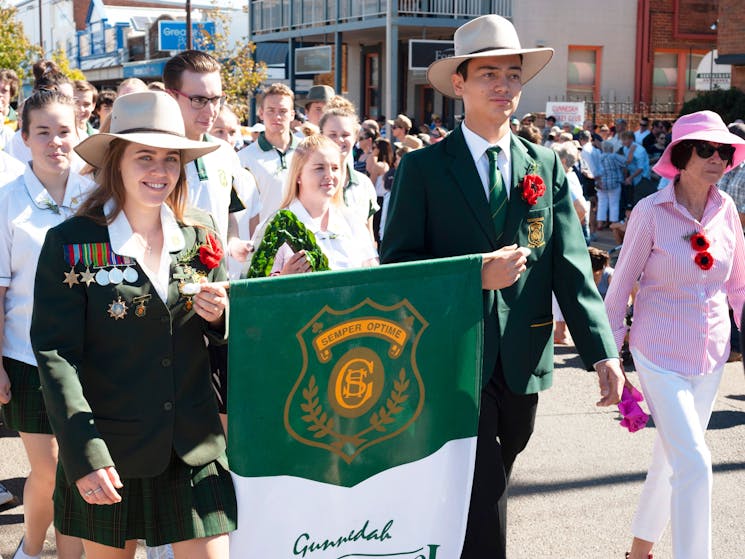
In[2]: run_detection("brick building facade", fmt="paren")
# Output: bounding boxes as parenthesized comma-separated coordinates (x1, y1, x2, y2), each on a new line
(636, 0, 718, 107)
(716, 0, 745, 92)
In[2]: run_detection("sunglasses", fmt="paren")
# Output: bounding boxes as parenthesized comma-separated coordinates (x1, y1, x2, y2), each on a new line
(687, 140, 735, 162)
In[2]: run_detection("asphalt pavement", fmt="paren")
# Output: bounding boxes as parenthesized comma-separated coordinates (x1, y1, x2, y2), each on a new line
(3, 350, 745, 558)
(2, 228, 745, 558)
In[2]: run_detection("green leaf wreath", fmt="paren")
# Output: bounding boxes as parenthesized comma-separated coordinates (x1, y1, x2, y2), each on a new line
(245, 210, 330, 278)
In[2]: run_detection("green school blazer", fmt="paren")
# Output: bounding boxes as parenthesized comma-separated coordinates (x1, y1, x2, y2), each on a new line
(32, 207, 228, 483)
(380, 126, 617, 394)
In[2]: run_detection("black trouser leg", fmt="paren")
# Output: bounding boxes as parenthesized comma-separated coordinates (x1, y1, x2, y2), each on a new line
(460, 365, 538, 559)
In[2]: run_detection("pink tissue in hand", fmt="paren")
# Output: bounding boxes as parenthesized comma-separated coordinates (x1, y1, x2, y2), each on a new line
(618, 385, 649, 433)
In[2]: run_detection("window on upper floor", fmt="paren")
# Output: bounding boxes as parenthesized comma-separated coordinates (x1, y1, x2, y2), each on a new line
(652, 49, 706, 106)
(567, 46, 602, 102)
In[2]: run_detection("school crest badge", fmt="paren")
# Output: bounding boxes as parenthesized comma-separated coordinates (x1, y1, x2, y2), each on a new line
(527, 216, 545, 248)
(285, 298, 427, 464)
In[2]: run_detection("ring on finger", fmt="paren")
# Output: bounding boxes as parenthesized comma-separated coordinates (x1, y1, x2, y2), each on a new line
(92, 486, 103, 494)
(84, 489, 94, 496)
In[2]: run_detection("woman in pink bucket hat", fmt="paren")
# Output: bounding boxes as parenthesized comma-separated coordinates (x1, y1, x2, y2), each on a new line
(605, 110, 745, 559)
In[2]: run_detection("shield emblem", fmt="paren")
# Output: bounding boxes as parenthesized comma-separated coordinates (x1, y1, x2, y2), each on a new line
(527, 216, 545, 248)
(285, 298, 427, 464)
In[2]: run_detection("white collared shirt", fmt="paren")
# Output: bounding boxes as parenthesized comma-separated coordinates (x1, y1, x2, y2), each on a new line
(0, 151, 25, 187)
(0, 165, 94, 365)
(269, 199, 378, 272)
(186, 137, 259, 248)
(461, 122, 513, 200)
(106, 200, 185, 304)
(237, 132, 299, 222)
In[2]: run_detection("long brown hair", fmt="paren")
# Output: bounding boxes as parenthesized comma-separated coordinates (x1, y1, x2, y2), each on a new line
(77, 138, 188, 225)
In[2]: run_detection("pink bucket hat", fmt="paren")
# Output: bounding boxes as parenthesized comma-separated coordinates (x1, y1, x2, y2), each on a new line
(653, 110, 745, 179)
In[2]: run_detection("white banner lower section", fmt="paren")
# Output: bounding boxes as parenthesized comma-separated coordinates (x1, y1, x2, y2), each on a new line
(229, 437, 477, 559)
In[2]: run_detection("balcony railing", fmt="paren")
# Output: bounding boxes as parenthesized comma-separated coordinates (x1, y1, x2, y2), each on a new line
(251, 0, 512, 35)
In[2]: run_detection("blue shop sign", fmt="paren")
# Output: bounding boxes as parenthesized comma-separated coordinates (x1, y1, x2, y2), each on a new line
(158, 21, 215, 52)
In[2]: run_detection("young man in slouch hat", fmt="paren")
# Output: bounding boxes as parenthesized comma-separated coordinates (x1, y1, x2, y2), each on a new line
(379, 15, 624, 559)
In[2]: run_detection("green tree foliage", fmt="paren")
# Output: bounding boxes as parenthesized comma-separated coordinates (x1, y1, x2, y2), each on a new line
(51, 47, 86, 81)
(680, 88, 745, 123)
(0, 2, 42, 80)
(199, 5, 267, 122)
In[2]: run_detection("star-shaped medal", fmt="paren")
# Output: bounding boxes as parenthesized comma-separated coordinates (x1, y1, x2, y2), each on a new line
(79, 267, 95, 287)
(62, 266, 79, 288)
(107, 297, 128, 320)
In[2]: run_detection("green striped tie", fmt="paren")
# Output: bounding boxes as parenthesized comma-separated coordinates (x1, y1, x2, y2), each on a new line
(487, 146, 507, 237)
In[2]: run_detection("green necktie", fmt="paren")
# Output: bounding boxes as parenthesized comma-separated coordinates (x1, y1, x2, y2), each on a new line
(487, 146, 507, 237)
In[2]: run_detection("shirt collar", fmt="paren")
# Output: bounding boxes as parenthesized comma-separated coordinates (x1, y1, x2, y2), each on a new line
(654, 180, 725, 215)
(105, 200, 186, 259)
(288, 198, 350, 237)
(257, 131, 300, 153)
(461, 122, 512, 165)
(24, 164, 90, 212)
(346, 161, 359, 187)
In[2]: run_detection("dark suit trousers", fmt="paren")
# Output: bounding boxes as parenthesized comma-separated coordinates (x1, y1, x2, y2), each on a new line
(460, 361, 539, 559)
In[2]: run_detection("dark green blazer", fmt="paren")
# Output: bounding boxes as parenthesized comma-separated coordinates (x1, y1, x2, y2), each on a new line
(380, 126, 617, 394)
(31, 207, 227, 483)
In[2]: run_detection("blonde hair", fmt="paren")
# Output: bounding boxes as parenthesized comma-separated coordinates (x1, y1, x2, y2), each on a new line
(319, 96, 360, 134)
(279, 134, 345, 209)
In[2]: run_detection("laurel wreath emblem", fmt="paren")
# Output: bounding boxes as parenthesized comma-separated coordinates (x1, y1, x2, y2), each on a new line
(300, 369, 410, 454)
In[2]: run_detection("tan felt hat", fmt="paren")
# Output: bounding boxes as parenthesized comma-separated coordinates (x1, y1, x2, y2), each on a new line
(427, 15, 554, 98)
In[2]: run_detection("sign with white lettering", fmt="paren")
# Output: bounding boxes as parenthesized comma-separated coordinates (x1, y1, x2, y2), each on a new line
(157, 21, 215, 52)
(409, 40, 455, 71)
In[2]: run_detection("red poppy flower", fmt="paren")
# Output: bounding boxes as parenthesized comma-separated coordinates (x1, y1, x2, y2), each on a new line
(522, 174, 546, 206)
(694, 251, 714, 271)
(199, 233, 224, 269)
(690, 232, 710, 252)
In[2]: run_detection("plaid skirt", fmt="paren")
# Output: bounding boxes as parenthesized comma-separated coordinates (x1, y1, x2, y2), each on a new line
(1, 357, 53, 434)
(54, 451, 237, 548)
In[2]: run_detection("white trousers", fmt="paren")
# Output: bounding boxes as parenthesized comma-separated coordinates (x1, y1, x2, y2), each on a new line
(630, 349, 723, 559)
(596, 187, 621, 222)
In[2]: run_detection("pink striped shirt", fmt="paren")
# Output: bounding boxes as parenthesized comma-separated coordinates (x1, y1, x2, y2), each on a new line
(605, 183, 745, 376)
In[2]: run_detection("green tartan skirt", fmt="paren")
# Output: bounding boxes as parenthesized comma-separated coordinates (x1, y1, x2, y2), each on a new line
(1, 357, 53, 434)
(54, 451, 237, 548)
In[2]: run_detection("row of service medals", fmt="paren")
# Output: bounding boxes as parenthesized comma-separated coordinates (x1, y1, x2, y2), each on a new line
(62, 243, 147, 320)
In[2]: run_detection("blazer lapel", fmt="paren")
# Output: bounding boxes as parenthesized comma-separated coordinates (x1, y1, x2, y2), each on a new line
(503, 135, 536, 245)
(445, 126, 497, 248)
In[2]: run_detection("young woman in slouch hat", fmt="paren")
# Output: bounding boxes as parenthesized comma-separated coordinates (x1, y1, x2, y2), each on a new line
(31, 91, 235, 559)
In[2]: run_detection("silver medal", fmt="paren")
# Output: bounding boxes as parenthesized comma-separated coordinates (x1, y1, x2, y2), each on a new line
(123, 266, 139, 283)
(95, 268, 110, 286)
(109, 267, 124, 284)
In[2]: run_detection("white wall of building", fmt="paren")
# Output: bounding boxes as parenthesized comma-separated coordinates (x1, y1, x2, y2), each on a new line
(15, 0, 75, 57)
(512, 0, 638, 117)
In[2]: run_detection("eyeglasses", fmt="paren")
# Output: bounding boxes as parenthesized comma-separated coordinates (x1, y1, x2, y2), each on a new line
(169, 89, 226, 110)
(687, 140, 735, 162)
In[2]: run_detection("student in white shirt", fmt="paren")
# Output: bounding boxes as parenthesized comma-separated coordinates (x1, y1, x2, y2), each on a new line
(238, 83, 300, 222)
(269, 134, 377, 274)
(319, 98, 379, 242)
(0, 89, 91, 559)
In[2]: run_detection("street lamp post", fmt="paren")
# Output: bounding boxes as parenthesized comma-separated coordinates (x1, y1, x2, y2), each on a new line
(186, 0, 192, 50)
(39, 0, 43, 55)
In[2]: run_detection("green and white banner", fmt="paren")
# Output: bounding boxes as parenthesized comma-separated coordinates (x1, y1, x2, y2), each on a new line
(228, 256, 484, 558)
